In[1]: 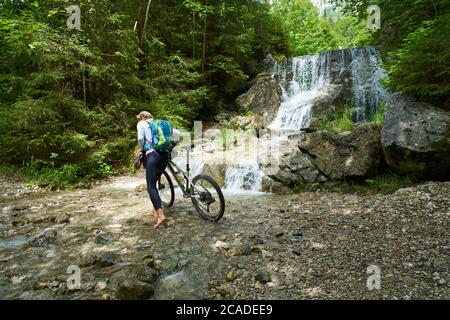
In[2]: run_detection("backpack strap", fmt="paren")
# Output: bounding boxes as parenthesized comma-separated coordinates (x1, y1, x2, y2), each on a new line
(148, 120, 155, 148)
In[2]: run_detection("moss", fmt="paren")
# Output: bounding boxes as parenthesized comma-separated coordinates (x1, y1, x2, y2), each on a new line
(293, 179, 314, 193)
(328, 174, 422, 195)
(430, 124, 450, 151)
(293, 174, 422, 195)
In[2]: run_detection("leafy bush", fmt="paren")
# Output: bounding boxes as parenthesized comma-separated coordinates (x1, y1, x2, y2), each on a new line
(386, 14, 450, 109)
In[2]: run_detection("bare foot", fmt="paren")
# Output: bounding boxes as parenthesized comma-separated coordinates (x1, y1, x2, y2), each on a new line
(154, 209, 167, 229)
(154, 215, 166, 229)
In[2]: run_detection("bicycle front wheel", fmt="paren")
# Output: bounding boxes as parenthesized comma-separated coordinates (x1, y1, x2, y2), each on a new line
(158, 171, 175, 208)
(191, 175, 225, 222)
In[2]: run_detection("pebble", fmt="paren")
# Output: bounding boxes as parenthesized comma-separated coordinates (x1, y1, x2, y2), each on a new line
(226, 270, 238, 282)
(95, 282, 107, 291)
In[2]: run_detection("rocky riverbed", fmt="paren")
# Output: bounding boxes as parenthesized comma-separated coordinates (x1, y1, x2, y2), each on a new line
(0, 174, 448, 300)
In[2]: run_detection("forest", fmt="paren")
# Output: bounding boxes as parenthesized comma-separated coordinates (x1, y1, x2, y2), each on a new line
(0, 0, 449, 188)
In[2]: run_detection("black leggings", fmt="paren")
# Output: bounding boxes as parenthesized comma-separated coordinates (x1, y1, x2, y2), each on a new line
(145, 151, 169, 211)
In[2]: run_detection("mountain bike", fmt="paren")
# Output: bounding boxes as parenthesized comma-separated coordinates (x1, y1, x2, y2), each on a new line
(157, 144, 225, 222)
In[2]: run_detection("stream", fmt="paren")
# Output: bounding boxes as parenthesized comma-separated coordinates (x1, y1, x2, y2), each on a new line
(0, 175, 448, 300)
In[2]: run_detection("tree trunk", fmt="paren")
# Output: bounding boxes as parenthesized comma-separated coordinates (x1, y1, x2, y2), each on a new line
(202, 0, 208, 73)
(141, 0, 152, 44)
(192, 12, 196, 59)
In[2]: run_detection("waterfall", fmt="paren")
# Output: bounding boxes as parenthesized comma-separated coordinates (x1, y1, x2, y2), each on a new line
(269, 46, 389, 130)
(349, 47, 389, 122)
(223, 163, 265, 195)
(268, 53, 333, 131)
(223, 47, 389, 194)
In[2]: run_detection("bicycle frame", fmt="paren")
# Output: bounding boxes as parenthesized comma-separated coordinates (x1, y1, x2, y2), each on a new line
(165, 147, 193, 197)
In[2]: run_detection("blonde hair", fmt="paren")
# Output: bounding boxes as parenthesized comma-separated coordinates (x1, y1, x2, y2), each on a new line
(136, 111, 153, 121)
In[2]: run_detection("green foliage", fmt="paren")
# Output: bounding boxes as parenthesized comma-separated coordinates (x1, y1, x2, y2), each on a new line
(270, 0, 373, 56)
(385, 14, 450, 108)
(293, 179, 314, 193)
(319, 105, 355, 132)
(271, 0, 339, 56)
(294, 174, 421, 195)
(331, 15, 373, 48)
(369, 101, 386, 126)
(0, 0, 288, 188)
(331, 0, 450, 108)
(346, 174, 421, 195)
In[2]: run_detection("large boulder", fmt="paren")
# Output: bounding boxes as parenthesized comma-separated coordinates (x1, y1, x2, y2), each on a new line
(298, 124, 382, 179)
(235, 73, 281, 129)
(114, 280, 155, 300)
(381, 93, 450, 180)
(259, 136, 324, 185)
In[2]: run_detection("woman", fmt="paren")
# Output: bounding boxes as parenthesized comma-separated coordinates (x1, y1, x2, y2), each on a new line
(137, 111, 169, 229)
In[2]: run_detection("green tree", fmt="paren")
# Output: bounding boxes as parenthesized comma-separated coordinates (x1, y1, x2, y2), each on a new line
(270, 0, 339, 56)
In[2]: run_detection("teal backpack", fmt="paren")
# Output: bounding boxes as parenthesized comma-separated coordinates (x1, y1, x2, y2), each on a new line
(146, 119, 173, 152)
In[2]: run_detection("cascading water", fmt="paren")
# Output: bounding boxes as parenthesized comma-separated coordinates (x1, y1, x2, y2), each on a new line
(268, 53, 333, 131)
(270, 46, 388, 130)
(223, 47, 389, 194)
(223, 163, 265, 195)
(350, 47, 389, 122)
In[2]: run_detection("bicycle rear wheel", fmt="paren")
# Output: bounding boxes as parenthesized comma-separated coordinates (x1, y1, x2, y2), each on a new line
(158, 171, 175, 208)
(191, 175, 225, 222)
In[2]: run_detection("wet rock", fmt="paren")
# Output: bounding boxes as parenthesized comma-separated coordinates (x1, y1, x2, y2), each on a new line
(214, 240, 230, 250)
(261, 250, 273, 259)
(381, 92, 450, 179)
(81, 252, 119, 268)
(97, 252, 118, 267)
(2, 206, 14, 214)
(144, 257, 155, 268)
(33, 280, 59, 290)
(226, 270, 238, 282)
(95, 281, 107, 291)
(224, 248, 239, 258)
(55, 213, 70, 224)
(93, 233, 115, 244)
(255, 237, 265, 245)
(293, 230, 303, 237)
(216, 285, 230, 297)
(135, 184, 147, 193)
(12, 217, 30, 227)
(27, 228, 57, 247)
(255, 272, 270, 284)
(237, 244, 253, 256)
(112, 265, 160, 285)
(115, 280, 155, 300)
(13, 204, 30, 211)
